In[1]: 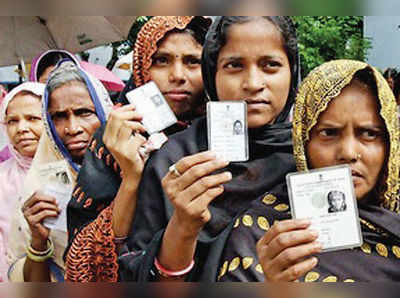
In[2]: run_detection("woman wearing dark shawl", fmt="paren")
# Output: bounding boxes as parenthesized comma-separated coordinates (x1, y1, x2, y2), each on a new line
(65, 16, 211, 282)
(116, 16, 300, 282)
(218, 60, 400, 282)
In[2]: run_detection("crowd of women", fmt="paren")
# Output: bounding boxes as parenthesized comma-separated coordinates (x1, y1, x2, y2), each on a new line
(0, 16, 399, 282)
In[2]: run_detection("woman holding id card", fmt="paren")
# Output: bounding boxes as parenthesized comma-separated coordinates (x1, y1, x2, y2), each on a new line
(117, 16, 300, 281)
(219, 60, 400, 282)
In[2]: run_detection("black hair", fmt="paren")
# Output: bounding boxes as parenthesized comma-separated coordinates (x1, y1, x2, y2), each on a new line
(37, 52, 71, 80)
(202, 16, 300, 123)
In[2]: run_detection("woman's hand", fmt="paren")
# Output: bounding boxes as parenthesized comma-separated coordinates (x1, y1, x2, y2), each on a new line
(162, 151, 232, 239)
(103, 104, 147, 182)
(22, 191, 60, 251)
(256, 219, 322, 282)
(157, 151, 232, 277)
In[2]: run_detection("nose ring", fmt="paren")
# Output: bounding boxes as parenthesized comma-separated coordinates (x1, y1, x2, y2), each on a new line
(356, 153, 362, 160)
(65, 127, 69, 134)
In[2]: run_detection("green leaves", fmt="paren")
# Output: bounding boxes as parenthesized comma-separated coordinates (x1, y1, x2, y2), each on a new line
(292, 16, 371, 78)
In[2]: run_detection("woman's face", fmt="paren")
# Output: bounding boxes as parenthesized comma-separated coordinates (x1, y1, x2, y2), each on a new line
(216, 18, 291, 128)
(149, 32, 204, 120)
(307, 81, 387, 200)
(5, 93, 43, 158)
(48, 81, 101, 164)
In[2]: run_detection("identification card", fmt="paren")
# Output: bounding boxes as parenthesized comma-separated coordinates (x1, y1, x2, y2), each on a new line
(126, 81, 178, 135)
(207, 101, 248, 162)
(286, 165, 362, 252)
(37, 160, 73, 232)
(42, 182, 73, 232)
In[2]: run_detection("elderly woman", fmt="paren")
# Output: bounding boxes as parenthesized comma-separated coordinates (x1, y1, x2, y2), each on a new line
(64, 15, 211, 282)
(112, 16, 300, 282)
(0, 83, 45, 281)
(218, 60, 400, 282)
(7, 61, 113, 282)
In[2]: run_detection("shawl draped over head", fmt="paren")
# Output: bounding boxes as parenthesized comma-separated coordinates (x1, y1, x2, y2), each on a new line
(113, 16, 301, 282)
(29, 49, 80, 83)
(218, 59, 400, 282)
(7, 62, 113, 282)
(64, 16, 211, 282)
(132, 16, 211, 88)
(0, 83, 45, 282)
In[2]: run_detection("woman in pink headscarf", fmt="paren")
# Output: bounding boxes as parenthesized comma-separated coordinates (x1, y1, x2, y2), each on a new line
(0, 82, 45, 281)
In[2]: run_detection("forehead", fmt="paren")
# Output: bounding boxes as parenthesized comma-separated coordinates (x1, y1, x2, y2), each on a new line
(6, 93, 41, 115)
(220, 18, 285, 56)
(48, 82, 93, 111)
(317, 81, 382, 123)
(155, 32, 202, 55)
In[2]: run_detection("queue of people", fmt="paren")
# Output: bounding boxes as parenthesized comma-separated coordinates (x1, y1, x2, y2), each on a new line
(0, 16, 399, 283)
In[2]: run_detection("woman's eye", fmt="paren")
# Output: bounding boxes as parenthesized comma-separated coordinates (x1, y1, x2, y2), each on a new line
(266, 61, 281, 68)
(319, 128, 338, 137)
(186, 57, 201, 65)
(29, 116, 41, 122)
(7, 119, 17, 125)
(153, 56, 169, 65)
(224, 61, 243, 70)
(361, 129, 381, 140)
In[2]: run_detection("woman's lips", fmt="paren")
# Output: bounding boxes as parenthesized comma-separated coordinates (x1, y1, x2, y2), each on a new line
(17, 139, 38, 146)
(66, 141, 88, 151)
(164, 91, 191, 102)
(351, 170, 363, 185)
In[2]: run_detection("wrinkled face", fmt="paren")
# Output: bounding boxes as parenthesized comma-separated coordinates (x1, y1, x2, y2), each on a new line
(149, 32, 204, 120)
(5, 93, 43, 157)
(48, 81, 100, 164)
(216, 18, 291, 128)
(307, 81, 387, 200)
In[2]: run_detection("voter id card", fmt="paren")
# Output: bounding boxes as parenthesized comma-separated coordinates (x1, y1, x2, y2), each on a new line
(126, 81, 177, 135)
(207, 101, 248, 162)
(286, 165, 362, 253)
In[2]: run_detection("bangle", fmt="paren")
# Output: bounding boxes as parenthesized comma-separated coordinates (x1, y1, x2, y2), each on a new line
(113, 236, 128, 245)
(26, 239, 54, 263)
(154, 257, 195, 279)
(28, 239, 53, 256)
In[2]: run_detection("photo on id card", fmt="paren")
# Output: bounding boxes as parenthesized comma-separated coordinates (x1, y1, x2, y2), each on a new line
(125, 81, 177, 135)
(207, 101, 248, 162)
(286, 165, 362, 253)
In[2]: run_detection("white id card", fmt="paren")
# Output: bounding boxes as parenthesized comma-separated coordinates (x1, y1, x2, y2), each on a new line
(207, 101, 249, 162)
(126, 81, 178, 135)
(286, 165, 362, 252)
(42, 182, 74, 232)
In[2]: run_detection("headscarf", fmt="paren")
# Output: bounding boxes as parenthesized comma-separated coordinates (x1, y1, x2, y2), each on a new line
(116, 16, 301, 282)
(0, 82, 45, 282)
(218, 60, 400, 282)
(7, 62, 113, 281)
(29, 49, 80, 82)
(293, 59, 400, 212)
(132, 16, 211, 88)
(201, 16, 300, 149)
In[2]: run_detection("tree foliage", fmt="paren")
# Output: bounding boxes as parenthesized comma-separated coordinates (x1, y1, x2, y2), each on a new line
(106, 16, 150, 70)
(292, 16, 371, 77)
